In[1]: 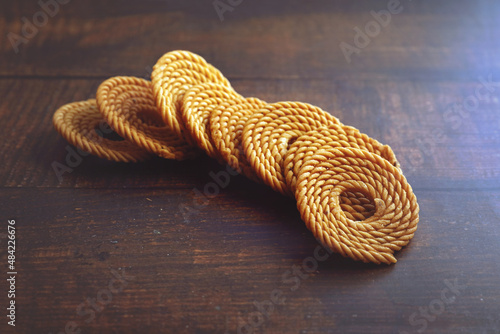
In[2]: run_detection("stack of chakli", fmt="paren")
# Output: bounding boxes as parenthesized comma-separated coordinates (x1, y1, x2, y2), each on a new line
(53, 50, 419, 265)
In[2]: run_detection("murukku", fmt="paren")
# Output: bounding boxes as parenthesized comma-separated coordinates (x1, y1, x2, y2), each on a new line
(295, 147, 419, 264)
(52, 50, 419, 265)
(151, 50, 232, 144)
(97, 76, 199, 160)
(181, 83, 242, 159)
(242, 102, 341, 196)
(283, 125, 399, 194)
(210, 98, 267, 180)
(53, 99, 151, 162)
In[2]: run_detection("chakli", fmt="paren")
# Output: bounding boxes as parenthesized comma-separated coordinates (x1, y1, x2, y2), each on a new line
(53, 50, 419, 264)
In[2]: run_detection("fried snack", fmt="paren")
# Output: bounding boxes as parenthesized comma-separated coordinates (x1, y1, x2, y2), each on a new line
(53, 99, 151, 162)
(151, 50, 232, 144)
(284, 125, 399, 194)
(242, 102, 341, 196)
(52, 50, 419, 265)
(210, 98, 267, 180)
(181, 83, 242, 159)
(295, 147, 419, 264)
(96, 76, 199, 160)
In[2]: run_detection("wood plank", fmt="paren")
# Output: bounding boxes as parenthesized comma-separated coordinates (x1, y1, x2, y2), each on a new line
(0, 188, 498, 333)
(1, 0, 499, 79)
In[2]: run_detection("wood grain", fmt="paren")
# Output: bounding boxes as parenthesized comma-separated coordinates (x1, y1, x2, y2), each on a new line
(1, 1, 499, 79)
(1, 188, 499, 333)
(0, 0, 499, 333)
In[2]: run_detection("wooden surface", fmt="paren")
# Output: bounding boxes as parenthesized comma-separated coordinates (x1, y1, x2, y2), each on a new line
(1, 0, 499, 333)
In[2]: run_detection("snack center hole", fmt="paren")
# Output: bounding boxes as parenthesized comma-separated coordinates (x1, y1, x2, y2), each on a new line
(135, 106, 165, 126)
(124, 98, 165, 127)
(287, 136, 298, 150)
(94, 123, 124, 142)
(339, 189, 376, 221)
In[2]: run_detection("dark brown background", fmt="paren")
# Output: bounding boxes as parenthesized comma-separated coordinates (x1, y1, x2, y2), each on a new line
(1, 0, 499, 333)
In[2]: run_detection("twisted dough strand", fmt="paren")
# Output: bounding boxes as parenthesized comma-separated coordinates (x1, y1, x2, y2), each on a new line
(339, 190, 376, 222)
(242, 102, 341, 196)
(284, 125, 399, 194)
(181, 83, 242, 159)
(209, 98, 267, 181)
(151, 50, 232, 144)
(295, 147, 419, 264)
(96, 76, 199, 160)
(53, 99, 151, 162)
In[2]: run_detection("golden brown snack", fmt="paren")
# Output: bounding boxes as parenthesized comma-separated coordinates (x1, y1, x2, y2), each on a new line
(181, 83, 242, 159)
(242, 102, 341, 196)
(283, 125, 399, 194)
(210, 98, 267, 180)
(97, 76, 199, 160)
(295, 147, 419, 265)
(151, 50, 232, 144)
(51, 49, 420, 266)
(53, 99, 151, 162)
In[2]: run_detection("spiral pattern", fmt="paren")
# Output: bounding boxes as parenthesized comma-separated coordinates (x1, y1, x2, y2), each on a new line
(96, 76, 199, 160)
(151, 50, 232, 144)
(53, 99, 151, 162)
(242, 102, 341, 196)
(284, 125, 399, 194)
(210, 98, 267, 181)
(181, 83, 242, 159)
(52, 50, 419, 265)
(295, 147, 419, 264)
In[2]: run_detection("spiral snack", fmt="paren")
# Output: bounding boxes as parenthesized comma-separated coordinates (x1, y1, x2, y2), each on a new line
(97, 76, 199, 160)
(151, 51, 232, 144)
(295, 147, 419, 264)
(284, 125, 399, 194)
(242, 102, 341, 196)
(53, 99, 151, 162)
(210, 98, 267, 181)
(52, 50, 419, 265)
(284, 126, 399, 221)
(181, 83, 243, 159)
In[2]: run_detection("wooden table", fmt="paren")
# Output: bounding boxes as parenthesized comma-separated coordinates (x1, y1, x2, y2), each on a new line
(1, 1, 499, 333)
